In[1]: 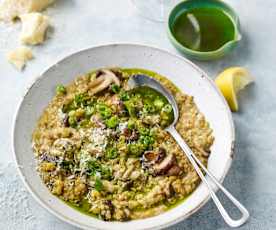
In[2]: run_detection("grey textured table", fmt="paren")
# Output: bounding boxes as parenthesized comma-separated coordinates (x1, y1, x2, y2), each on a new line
(0, 0, 275, 229)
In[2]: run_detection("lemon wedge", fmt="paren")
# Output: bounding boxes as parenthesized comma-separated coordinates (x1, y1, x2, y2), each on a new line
(215, 67, 254, 112)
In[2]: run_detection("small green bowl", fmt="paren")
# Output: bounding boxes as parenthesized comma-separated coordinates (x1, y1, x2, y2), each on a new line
(167, 0, 242, 61)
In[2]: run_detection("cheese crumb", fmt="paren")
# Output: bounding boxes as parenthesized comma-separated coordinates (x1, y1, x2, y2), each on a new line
(19, 12, 49, 45)
(0, 0, 55, 22)
(7, 46, 33, 70)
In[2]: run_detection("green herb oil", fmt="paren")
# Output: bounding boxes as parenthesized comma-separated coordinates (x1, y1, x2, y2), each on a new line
(172, 7, 236, 52)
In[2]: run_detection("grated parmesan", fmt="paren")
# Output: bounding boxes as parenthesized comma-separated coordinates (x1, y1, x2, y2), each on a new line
(86, 128, 110, 157)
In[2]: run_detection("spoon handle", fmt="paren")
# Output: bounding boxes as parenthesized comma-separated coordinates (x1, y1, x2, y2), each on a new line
(168, 127, 249, 228)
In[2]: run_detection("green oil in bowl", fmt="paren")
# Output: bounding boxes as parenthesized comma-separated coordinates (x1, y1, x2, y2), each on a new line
(168, 0, 241, 60)
(172, 8, 235, 52)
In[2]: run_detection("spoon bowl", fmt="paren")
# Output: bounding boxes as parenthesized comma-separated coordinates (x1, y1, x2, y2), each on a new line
(128, 74, 249, 228)
(128, 74, 179, 127)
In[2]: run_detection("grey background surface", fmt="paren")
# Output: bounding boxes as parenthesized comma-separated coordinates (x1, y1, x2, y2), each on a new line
(0, 0, 275, 229)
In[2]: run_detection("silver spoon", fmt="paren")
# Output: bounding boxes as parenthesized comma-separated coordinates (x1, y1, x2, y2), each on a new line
(128, 74, 249, 228)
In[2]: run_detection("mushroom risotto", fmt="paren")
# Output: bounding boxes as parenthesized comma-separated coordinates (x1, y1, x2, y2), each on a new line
(32, 68, 214, 221)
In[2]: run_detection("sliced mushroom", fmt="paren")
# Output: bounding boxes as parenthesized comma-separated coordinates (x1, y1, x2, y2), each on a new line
(102, 69, 120, 86)
(88, 69, 120, 95)
(122, 180, 134, 191)
(167, 165, 181, 176)
(90, 77, 112, 95)
(123, 128, 139, 141)
(89, 75, 106, 88)
(147, 148, 166, 162)
(153, 154, 176, 175)
(142, 148, 182, 176)
(141, 148, 166, 170)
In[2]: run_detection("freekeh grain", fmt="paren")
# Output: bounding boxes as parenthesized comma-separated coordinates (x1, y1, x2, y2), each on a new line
(32, 68, 214, 221)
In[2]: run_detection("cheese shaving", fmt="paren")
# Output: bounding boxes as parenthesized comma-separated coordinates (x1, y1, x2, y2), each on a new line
(6, 46, 33, 70)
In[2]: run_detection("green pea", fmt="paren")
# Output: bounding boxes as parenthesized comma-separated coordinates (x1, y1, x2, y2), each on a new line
(105, 116, 119, 128)
(56, 84, 66, 95)
(144, 102, 155, 113)
(68, 110, 76, 117)
(111, 84, 120, 94)
(119, 91, 130, 101)
(139, 135, 154, 146)
(127, 119, 136, 130)
(124, 101, 137, 117)
(153, 98, 164, 110)
(162, 104, 173, 113)
(138, 127, 150, 136)
(74, 93, 90, 106)
(85, 106, 94, 117)
(68, 116, 77, 127)
(106, 147, 118, 159)
(97, 104, 112, 119)
(128, 143, 144, 157)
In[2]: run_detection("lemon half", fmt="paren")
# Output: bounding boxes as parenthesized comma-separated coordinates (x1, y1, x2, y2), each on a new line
(215, 67, 254, 112)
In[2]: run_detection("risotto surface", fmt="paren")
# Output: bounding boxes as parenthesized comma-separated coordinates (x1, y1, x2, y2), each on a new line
(32, 68, 214, 221)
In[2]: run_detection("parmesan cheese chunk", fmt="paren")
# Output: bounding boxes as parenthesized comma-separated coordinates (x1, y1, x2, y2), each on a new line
(0, 0, 54, 22)
(20, 13, 49, 45)
(7, 46, 33, 70)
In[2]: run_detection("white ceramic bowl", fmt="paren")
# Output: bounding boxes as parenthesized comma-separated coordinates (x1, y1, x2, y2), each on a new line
(12, 44, 234, 230)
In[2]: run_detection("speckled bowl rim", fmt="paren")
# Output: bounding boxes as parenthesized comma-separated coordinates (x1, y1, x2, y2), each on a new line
(12, 43, 235, 230)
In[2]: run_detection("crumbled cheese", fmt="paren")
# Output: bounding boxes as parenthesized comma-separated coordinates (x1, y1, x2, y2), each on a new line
(79, 151, 91, 164)
(19, 12, 49, 45)
(79, 150, 92, 174)
(87, 128, 109, 157)
(95, 171, 101, 178)
(0, 0, 55, 22)
(6, 46, 33, 70)
(90, 128, 107, 145)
